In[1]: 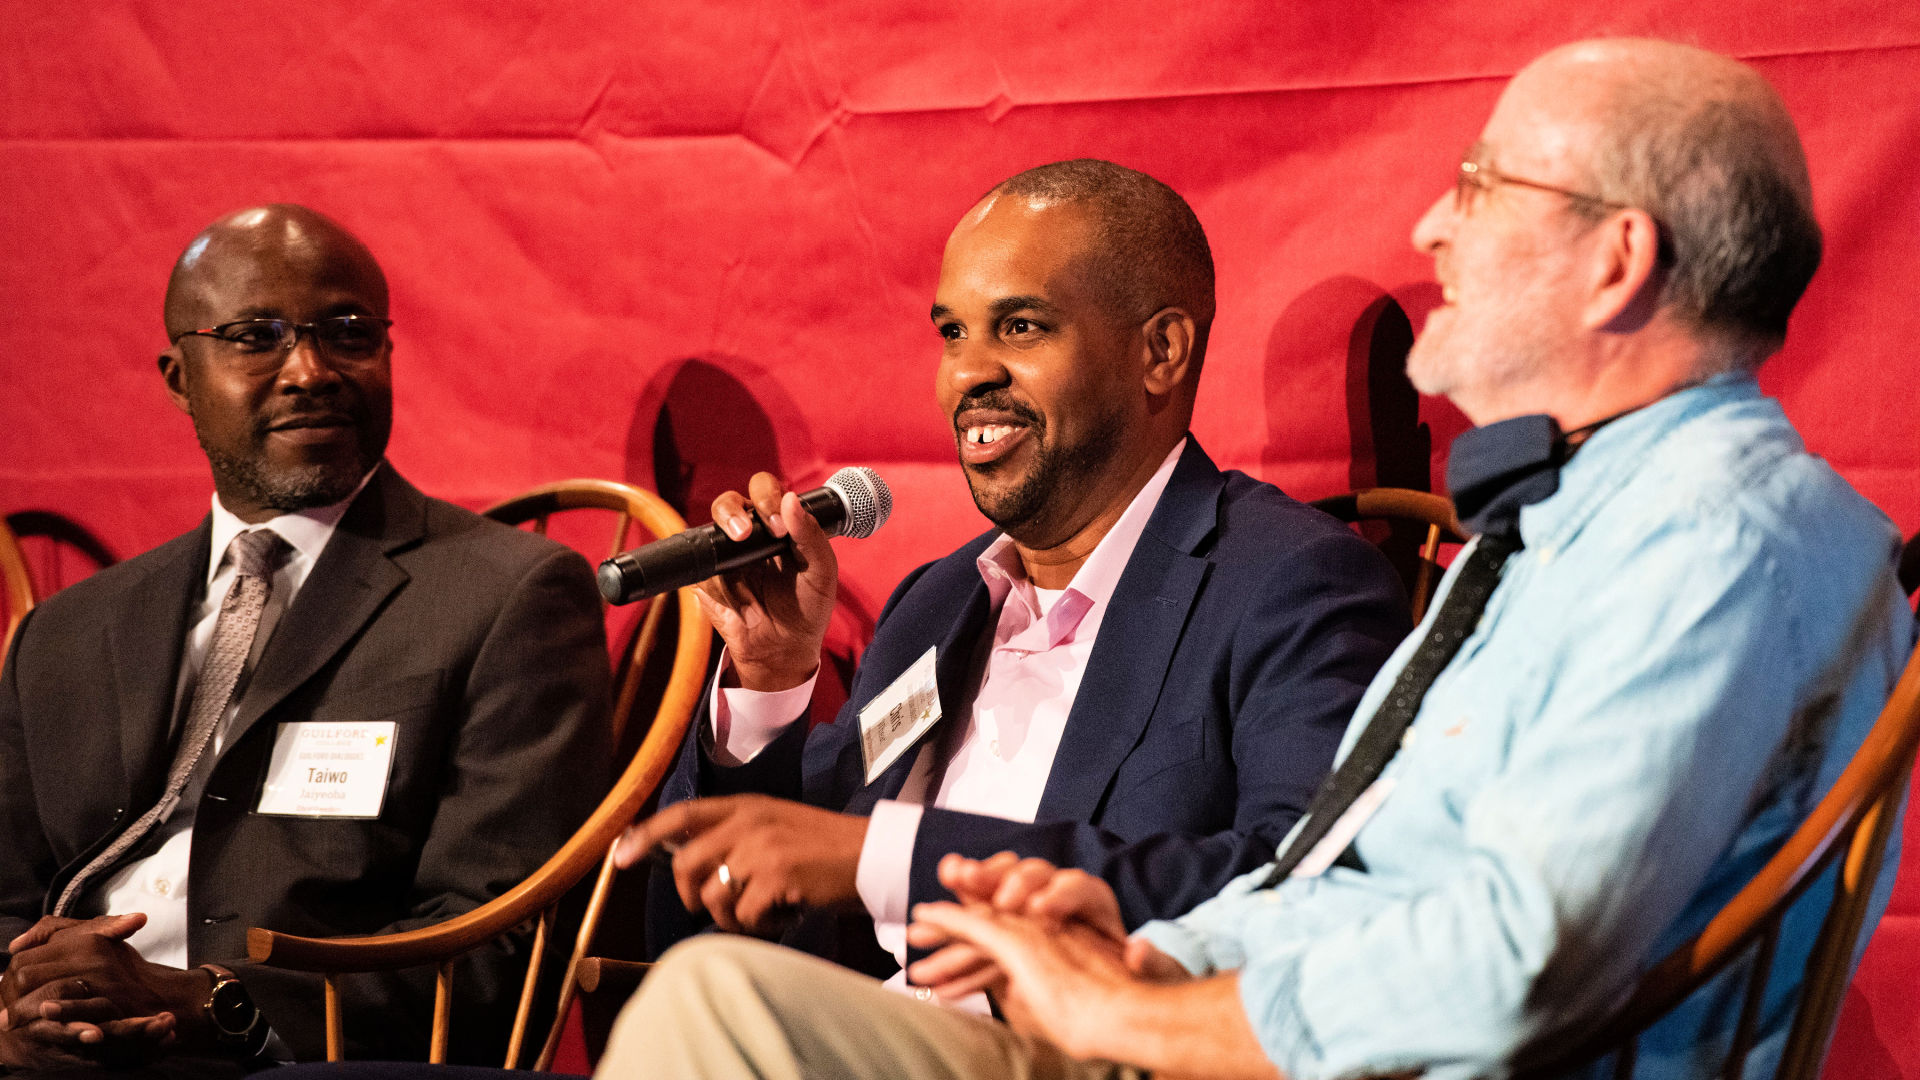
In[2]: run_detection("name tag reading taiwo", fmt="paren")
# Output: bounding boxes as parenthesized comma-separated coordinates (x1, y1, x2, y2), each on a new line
(256, 721, 399, 818)
(858, 646, 942, 786)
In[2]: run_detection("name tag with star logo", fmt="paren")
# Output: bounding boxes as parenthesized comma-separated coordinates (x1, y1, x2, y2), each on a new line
(858, 647, 942, 786)
(256, 721, 398, 818)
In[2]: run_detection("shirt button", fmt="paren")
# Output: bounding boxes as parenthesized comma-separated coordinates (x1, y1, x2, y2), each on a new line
(989, 739, 1001, 757)
(153, 878, 172, 896)
(914, 986, 933, 1002)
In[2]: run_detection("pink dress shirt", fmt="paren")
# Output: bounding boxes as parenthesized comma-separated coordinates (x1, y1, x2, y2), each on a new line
(709, 442, 1189, 1004)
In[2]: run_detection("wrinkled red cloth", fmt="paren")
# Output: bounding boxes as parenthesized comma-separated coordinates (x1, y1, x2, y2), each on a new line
(3, 4, 1916, 1076)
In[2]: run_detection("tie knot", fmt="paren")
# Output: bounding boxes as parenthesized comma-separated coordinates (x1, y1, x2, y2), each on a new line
(228, 529, 289, 580)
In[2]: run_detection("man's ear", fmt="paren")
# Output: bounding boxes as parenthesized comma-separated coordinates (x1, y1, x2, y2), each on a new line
(1141, 307, 1198, 398)
(159, 346, 193, 416)
(1585, 208, 1665, 334)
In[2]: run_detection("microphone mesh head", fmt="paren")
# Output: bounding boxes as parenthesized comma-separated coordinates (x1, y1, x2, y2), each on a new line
(824, 467, 891, 539)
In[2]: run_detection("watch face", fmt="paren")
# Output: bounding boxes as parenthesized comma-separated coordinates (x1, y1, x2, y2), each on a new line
(210, 978, 258, 1036)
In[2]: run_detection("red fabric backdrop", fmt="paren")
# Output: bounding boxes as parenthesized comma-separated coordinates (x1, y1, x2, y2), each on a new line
(3, 2, 1916, 1073)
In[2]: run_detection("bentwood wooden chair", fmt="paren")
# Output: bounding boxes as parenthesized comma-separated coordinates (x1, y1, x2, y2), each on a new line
(1514, 636, 1920, 1080)
(1311, 488, 1468, 623)
(1, 510, 121, 654)
(0, 515, 35, 654)
(246, 479, 712, 1068)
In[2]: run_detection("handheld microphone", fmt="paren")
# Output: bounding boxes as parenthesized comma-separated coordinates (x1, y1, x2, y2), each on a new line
(597, 466, 892, 605)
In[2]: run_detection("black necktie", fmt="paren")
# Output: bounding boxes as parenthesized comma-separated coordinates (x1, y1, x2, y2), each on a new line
(1259, 533, 1518, 886)
(1259, 412, 1589, 888)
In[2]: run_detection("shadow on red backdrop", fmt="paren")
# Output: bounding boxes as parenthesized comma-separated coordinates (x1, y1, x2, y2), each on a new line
(1267, 275, 1429, 583)
(4, 5, 1918, 1075)
(624, 353, 872, 727)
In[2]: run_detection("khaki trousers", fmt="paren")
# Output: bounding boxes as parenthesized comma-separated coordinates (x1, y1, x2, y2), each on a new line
(596, 935, 1147, 1080)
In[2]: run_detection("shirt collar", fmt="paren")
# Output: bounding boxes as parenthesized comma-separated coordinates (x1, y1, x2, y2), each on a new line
(1517, 374, 1759, 552)
(975, 437, 1188, 647)
(205, 464, 380, 585)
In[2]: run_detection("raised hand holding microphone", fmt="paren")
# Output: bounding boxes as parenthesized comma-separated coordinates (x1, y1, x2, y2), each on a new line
(597, 466, 889, 606)
(697, 472, 844, 693)
(615, 470, 880, 935)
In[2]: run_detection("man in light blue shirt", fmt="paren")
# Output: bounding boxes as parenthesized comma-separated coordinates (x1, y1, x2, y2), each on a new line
(596, 37, 1914, 1080)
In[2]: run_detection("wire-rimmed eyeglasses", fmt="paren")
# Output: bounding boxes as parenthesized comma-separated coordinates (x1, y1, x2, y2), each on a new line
(173, 316, 392, 376)
(1454, 159, 1628, 215)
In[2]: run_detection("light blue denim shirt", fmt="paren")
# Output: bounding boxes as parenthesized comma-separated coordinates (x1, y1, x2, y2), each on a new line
(1139, 376, 1913, 1080)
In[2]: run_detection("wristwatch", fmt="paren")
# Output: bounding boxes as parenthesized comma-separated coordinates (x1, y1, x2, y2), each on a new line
(199, 965, 266, 1054)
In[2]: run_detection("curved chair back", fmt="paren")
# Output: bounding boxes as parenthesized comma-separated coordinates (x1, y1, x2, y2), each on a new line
(246, 479, 712, 1068)
(482, 479, 699, 748)
(2, 510, 122, 655)
(1311, 488, 1467, 623)
(0, 516, 34, 655)
(1517, 637, 1920, 1080)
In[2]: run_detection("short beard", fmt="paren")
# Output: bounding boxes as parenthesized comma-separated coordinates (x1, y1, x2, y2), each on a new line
(200, 441, 370, 513)
(962, 406, 1127, 540)
(1405, 312, 1559, 409)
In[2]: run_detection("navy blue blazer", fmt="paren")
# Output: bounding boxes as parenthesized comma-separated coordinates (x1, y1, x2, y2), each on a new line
(651, 440, 1409, 974)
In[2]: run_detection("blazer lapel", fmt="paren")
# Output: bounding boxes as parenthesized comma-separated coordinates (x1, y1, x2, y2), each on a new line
(222, 467, 421, 753)
(844, 575, 993, 814)
(1035, 441, 1224, 823)
(107, 524, 211, 805)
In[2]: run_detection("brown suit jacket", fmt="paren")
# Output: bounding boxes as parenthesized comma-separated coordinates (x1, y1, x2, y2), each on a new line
(0, 465, 612, 1064)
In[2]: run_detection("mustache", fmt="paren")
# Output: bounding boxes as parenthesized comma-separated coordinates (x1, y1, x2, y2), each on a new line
(255, 399, 367, 435)
(952, 389, 1042, 428)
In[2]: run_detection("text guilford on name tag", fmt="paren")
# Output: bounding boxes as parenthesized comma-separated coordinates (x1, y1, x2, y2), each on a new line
(256, 721, 399, 818)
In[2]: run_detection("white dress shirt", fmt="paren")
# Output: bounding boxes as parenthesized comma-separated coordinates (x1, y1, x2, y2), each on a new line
(709, 441, 1186, 1006)
(87, 470, 373, 968)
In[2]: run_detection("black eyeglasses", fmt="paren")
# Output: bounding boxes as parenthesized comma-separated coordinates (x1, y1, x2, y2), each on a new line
(173, 316, 393, 375)
(1454, 159, 1627, 215)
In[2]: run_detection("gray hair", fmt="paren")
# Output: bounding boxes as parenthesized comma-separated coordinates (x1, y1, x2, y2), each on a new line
(1575, 89, 1821, 370)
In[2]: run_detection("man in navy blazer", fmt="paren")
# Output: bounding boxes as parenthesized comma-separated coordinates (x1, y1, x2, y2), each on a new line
(620, 159, 1410, 986)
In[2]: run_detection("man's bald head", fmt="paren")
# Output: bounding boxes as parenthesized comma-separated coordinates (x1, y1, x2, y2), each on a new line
(158, 204, 393, 522)
(1521, 39, 1821, 360)
(985, 159, 1216, 359)
(164, 204, 388, 337)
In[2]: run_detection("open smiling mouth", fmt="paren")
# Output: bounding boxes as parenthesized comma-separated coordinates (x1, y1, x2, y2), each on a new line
(956, 417, 1033, 467)
(965, 423, 1020, 445)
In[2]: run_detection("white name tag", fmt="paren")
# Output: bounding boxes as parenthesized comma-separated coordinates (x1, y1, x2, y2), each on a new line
(858, 647, 942, 786)
(1290, 777, 1396, 880)
(256, 721, 398, 818)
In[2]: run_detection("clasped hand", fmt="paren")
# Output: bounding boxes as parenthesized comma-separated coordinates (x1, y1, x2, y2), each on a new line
(0, 914, 186, 1069)
(902, 853, 1190, 1059)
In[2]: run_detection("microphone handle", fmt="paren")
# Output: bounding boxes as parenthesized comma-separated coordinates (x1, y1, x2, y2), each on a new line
(598, 486, 848, 603)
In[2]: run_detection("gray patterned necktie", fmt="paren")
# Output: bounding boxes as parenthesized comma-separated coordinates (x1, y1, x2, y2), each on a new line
(55, 528, 290, 916)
